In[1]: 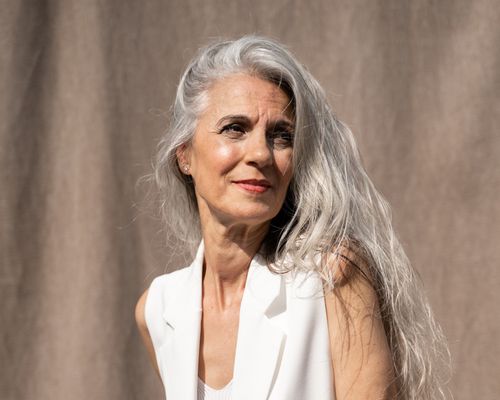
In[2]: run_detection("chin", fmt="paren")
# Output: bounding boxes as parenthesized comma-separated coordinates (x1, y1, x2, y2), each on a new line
(227, 206, 277, 225)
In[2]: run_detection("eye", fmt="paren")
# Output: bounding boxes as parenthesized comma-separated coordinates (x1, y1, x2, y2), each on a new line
(220, 123, 246, 138)
(269, 131, 294, 148)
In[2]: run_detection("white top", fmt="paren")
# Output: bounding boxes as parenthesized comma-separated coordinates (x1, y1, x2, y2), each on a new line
(145, 240, 335, 399)
(197, 378, 233, 400)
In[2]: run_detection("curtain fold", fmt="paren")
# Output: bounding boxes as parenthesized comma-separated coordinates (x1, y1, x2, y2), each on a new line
(1, 1, 498, 399)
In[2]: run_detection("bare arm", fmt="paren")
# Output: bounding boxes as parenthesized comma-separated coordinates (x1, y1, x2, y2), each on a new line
(135, 288, 161, 379)
(324, 245, 397, 400)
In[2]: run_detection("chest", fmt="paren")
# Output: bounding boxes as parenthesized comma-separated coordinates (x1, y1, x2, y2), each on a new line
(198, 304, 241, 388)
(150, 262, 336, 399)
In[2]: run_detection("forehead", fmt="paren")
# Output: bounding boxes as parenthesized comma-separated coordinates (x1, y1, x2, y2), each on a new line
(203, 73, 294, 120)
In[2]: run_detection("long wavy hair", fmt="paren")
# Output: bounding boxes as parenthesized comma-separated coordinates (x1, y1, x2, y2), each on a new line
(151, 35, 450, 399)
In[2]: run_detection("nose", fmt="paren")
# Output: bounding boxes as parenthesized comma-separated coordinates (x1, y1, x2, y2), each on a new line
(244, 128, 273, 168)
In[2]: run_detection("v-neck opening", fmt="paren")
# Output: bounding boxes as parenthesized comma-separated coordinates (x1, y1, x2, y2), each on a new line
(196, 244, 259, 396)
(197, 376, 234, 391)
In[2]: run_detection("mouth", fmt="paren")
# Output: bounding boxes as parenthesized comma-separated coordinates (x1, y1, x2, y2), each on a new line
(233, 179, 272, 194)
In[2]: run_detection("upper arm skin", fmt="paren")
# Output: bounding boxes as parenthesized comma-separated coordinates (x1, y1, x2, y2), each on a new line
(135, 288, 161, 379)
(323, 245, 397, 400)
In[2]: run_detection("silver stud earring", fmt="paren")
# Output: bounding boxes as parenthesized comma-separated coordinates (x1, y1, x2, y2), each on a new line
(183, 165, 190, 173)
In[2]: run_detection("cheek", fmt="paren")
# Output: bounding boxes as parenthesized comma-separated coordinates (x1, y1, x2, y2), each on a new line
(191, 140, 239, 186)
(211, 142, 241, 174)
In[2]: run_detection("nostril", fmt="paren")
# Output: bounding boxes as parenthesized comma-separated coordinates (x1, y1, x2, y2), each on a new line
(244, 142, 273, 165)
(246, 149, 274, 166)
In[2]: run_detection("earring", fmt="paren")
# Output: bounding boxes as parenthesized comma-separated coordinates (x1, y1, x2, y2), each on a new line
(183, 165, 190, 173)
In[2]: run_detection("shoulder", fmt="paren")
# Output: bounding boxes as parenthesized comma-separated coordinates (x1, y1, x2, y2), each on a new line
(136, 266, 193, 347)
(322, 239, 380, 326)
(280, 239, 375, 296)
(148, 266, 193, 295)
(323, 239, 375, 289)
(135, 267, 192, 327)
(144, 266, 192, 307)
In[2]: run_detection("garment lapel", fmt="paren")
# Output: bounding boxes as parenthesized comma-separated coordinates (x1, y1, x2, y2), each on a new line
(160, 242, 287, 400)
(160, 242, 204, 400)
(231, 253, 287, 400)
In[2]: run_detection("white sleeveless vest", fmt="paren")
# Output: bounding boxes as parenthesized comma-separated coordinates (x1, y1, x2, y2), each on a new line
(145, 241, 335, 400)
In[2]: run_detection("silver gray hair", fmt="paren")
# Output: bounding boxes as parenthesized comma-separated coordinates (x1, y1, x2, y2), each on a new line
(152, 35, 451, 399)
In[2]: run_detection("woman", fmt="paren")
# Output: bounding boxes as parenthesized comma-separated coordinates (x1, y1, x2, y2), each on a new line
(135, 36, 449, 399)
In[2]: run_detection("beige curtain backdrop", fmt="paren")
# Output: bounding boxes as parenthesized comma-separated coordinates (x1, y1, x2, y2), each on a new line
(1, 1, 499, 399)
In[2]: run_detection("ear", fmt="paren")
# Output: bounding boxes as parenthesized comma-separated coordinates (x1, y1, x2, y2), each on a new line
(176, 143, 191, 175)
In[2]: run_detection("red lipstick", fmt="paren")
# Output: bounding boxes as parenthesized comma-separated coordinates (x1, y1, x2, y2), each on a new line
(233, 179, 271, 193)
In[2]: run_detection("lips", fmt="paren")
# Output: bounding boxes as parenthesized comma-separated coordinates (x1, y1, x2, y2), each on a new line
(233, 179, 271, 193)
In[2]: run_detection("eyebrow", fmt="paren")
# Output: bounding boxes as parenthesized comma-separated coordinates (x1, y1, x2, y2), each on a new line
(216, 114, 295, 131)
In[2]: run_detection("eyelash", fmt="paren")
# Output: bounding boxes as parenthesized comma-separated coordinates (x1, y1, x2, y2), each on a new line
(220, 123, 245, 135)
(219, 124, 294, 147)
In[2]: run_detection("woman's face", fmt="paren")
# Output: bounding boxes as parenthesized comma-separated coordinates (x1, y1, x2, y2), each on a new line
(179, 73, 294, 228)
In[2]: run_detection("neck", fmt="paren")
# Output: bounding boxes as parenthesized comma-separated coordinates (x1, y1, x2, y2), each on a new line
(199, 210, 269, 311)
